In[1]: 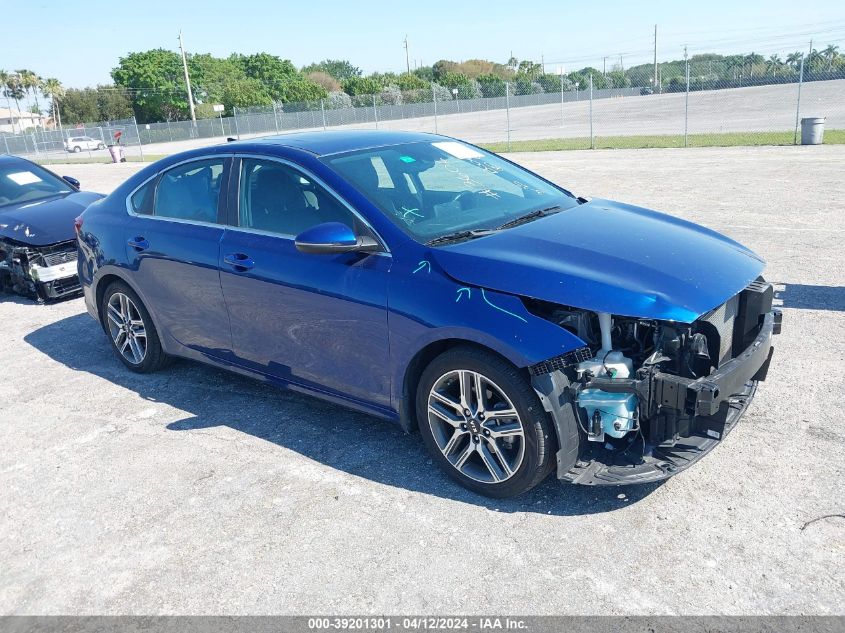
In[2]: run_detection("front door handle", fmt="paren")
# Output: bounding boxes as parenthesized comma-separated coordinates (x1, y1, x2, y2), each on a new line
(223, 252, 255, 271)
(127, 237, 149, 251)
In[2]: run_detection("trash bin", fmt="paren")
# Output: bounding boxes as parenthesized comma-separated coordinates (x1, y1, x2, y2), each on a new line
(800, 117, 825, 145)
(107, 145, 126, 163)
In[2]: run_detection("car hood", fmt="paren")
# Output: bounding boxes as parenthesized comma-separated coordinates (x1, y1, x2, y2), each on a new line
(0, 191, 103, 246)
(429, 198, 765, 323)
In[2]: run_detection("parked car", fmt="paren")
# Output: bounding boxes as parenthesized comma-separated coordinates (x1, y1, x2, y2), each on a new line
(77, 131, 781, 497)
(0, 155, 103, 300)
(65, 136, 106, 153)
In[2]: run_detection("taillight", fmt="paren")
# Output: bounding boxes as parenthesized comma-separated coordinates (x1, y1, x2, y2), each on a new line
(74, 215, 84, 235)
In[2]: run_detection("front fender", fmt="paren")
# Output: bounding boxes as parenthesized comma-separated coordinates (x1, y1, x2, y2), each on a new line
(387, 253, 586, 416)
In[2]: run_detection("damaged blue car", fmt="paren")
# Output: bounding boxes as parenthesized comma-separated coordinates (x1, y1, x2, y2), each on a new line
(77, 131, 781, 497)
(0, 155, 102, 300)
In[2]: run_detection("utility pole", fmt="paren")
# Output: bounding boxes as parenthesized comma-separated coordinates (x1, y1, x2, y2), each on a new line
(653, 24, 658, 92)
(403, 35, 410, 74)
(178, 30, 196, 124)
(620, 54, 624, 73)
(603, 56, 607, 76)
(541, 53, 545, 74)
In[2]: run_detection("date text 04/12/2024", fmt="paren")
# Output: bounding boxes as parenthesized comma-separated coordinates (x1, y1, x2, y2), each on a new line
(307, 617, 528, 630)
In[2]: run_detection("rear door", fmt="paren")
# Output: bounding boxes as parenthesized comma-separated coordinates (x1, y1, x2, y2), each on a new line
(218, 156, 392, 407)
(124, 156, 233, 356)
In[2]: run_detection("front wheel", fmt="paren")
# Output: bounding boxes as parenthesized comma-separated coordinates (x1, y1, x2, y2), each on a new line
(416, 347, 556, 498)
(72, 146, 81, 153)
(101, 280, 169, 373)
(97, 143, 105, 150)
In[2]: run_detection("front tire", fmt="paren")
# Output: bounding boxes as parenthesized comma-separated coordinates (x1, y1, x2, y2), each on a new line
(416, 347, 556, 498)
(101, 280, 169, 373)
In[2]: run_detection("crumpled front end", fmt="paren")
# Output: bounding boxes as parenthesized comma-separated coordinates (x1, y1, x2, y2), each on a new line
(0, 238, 81, 301)
(530, 278, 782, 485)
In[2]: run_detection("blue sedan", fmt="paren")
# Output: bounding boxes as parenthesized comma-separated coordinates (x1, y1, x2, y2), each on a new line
(77, 131, 780, 497)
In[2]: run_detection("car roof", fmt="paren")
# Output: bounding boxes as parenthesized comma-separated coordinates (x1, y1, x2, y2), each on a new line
(232, 129, 445, 157)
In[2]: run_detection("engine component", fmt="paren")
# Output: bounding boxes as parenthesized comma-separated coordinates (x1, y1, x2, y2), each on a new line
(578, 389, 639, 442)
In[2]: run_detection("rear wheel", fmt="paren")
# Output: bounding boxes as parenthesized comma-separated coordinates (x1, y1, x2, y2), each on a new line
(72, 146, 81, 153)
(416, 347, 556, 498)
(97, 143, 105, 150)
(101, 281, 169, 373)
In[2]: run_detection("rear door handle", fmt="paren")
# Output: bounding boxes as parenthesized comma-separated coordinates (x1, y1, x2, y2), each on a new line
(127, 237, 149, 251)
(223, 252, 255, 271)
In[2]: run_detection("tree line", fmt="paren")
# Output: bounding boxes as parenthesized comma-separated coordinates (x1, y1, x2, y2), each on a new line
(2, 44, 842, 128)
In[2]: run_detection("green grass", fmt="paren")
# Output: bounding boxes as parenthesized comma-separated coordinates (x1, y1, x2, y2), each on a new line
(33, 154, 167, 166)
(481, 129, 845, 153)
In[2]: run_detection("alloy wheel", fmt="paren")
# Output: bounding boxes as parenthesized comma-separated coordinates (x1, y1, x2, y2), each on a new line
(106, 292, 147, 365)
(427, 369, 526, 483)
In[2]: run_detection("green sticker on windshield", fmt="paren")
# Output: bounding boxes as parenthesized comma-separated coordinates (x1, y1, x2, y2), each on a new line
(399, 155, 416, 163)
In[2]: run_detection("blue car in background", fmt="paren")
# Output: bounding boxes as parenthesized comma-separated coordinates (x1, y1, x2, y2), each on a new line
(77, 131, 781, 497)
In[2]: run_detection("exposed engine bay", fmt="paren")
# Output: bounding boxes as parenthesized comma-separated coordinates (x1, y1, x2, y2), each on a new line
(527, 278, 781, 484)
(0, 238, 81, 301)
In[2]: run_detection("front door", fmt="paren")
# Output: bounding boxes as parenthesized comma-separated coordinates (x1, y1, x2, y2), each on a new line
(218, 157, 392, 407)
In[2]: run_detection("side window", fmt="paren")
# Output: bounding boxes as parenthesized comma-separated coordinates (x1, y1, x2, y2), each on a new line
(130, 178, 156, 215)
(239, 158, 361, 237)
(153, 159, 225, 223)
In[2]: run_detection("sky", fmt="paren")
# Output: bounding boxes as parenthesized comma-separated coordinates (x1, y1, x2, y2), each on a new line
(2, 0, 845, 92)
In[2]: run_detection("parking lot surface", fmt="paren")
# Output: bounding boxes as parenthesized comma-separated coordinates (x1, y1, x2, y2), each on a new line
(1, 145, 843, 614)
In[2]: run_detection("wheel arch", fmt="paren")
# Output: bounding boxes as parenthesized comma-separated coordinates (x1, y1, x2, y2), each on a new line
(93, 268, 164, 342)
(398, 337, 531, 434)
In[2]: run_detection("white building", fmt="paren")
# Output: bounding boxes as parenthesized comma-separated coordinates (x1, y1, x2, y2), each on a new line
(0, 107, 45, 134)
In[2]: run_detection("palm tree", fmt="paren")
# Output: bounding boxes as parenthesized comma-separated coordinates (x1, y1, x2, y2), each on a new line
(3, 71, 25, 129)
(745, 53, 764, 79)
(17, 69, 42, 126)
(766, 54, 782, 76)
(823, 45, 839, 71)
(41, 78, 65, 133)
(0, 70, 15, 131)
(786, 52, 803, 73)
(725, 55, 744, 81)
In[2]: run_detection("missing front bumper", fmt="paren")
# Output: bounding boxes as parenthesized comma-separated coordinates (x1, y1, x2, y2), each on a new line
(533, 310, 780, 486)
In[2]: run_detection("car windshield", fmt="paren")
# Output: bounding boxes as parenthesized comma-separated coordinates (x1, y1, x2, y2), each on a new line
(0, 162, 75, 208)
(324, 141, 577, 243)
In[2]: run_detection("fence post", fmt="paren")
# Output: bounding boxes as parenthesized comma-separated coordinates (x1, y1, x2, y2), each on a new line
(2, 134, 8, 155)
(167, 120, 173, 142)
(372, 94, 378, 129)
(320, 99, 327, 130)
(793, 53, 805, 145)
(560, 73, 565, 128)
(432, 84, 438, 133)
(234, 109, 241, 139)
(589, 74, 594, 149)
(133, 117, 144, 162)
(272, 102, 280, 133)
(505, 82, 511, 151)
(684, 56, 690, 148)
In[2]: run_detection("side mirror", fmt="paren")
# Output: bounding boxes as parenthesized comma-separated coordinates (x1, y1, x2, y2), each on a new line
(295, 222, 381, 255)
(63, 176, 80, 189)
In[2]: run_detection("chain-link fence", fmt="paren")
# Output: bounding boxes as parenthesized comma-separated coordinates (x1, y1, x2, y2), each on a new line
(232, 65, 843, 152)
(2, 57, 843, 163)
(0, 117, 145, 162)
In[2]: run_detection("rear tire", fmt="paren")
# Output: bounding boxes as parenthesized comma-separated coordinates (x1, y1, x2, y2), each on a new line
(72, 146, 81, 153)
(416, 346, 556, 498)
(97, 143, 105, 150)
(101, 280, 169, 373)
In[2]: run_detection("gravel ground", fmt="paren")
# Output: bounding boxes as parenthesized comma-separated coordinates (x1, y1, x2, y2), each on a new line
(1, 145, 843, 615)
